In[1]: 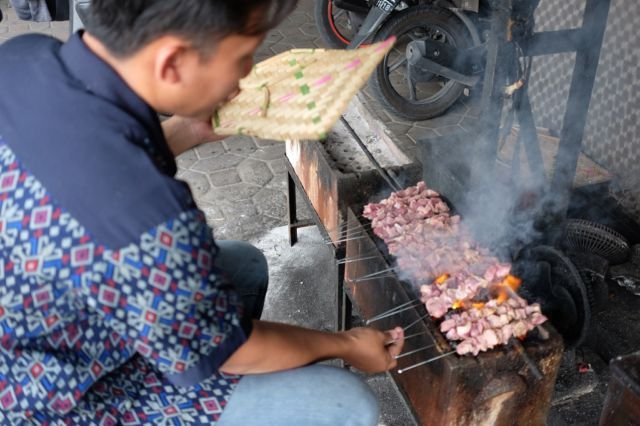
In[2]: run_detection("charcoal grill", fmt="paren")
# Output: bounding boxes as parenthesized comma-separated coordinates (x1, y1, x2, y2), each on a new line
(283, 0, 614, 423)
(343, 207, 563, 426)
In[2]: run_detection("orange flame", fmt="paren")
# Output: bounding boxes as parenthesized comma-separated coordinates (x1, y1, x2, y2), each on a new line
(435, 273, 450, 285)
(496, 292, 509, 305)
(503, 274, 522, 291)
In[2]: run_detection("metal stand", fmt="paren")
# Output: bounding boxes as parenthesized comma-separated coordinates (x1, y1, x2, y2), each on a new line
(474, 0, 612, 243)
(286, 160, 353, 333)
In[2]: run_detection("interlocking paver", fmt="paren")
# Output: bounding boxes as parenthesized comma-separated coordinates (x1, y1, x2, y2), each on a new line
(175, 149, 198, 170)
(222, 135, 258, 155)
(253, 187, 288, 220)
(208, 169, 242, 188)
(191, 153, 244, 172)
(177, 170, 210, 197)
(200, 182, 262, 204)
(237, 158, 274, 187)
(248, 145, 287, 162)
(194, 141, 226, 158)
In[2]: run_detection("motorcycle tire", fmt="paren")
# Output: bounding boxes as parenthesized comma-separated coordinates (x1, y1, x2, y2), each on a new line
(314, 0, 367, 48)
(370, 6, 473, 121)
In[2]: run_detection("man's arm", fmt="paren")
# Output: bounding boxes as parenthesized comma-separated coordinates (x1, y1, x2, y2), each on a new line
(162, 115, 225, 156)
(221, 320, 405, 375)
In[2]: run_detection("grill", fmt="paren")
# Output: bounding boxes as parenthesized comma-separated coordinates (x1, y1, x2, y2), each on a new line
(285, 133, 564, 424)
(282, 0, 620, 423)
(343, 208, 563, 426)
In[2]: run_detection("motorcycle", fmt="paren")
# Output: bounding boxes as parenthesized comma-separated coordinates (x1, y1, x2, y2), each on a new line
(314, 0, 485, 120)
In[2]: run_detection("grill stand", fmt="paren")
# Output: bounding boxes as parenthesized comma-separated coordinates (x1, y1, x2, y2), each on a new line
(466, 0, 613, 245)
(286, 160, 352, 333)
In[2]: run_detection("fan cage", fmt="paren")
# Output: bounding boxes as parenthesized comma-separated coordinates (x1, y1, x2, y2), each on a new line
(563, 219, 630, 265)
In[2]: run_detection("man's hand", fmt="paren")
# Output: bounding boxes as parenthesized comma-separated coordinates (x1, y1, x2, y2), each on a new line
(162, 115, 225, 157)
(341, 327, 404, 373)
(220, 321, 405, 376)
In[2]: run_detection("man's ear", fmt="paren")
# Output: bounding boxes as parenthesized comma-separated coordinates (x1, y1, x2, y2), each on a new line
(154, 37, 190, 85)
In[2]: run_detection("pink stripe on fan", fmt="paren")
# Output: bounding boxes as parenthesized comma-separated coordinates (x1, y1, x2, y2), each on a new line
(376, 36, 396, 52)
(345, 58, 362, 70)
(314, 75, 333, 87)
(277, 93, 295, 103)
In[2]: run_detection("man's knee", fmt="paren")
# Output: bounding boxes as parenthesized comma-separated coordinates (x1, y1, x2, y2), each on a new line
(215, 240, 268, 288)
(314, 366, 380, 426)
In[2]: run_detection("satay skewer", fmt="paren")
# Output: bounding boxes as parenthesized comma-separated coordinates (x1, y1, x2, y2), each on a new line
(336, 255, 379, 265)
(350, 267, 397, 282)
(397, 351, 457, 374)
(325, 232, 369, 245)
(366, 301, 423, 325)
(402, 313, 430, 332)
(368, 299, 421, 322)
(394, 344, 436, 360)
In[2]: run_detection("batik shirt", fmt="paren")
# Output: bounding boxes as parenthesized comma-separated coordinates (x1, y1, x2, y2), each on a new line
(0, 32, 249, 423)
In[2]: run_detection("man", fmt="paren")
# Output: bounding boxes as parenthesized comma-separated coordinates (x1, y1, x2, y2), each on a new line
(0, 0, 405, 424)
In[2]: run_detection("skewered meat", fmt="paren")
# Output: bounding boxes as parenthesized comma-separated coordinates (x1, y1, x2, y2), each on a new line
(362, 181, 548, 355)
(440, 298, 546, 356)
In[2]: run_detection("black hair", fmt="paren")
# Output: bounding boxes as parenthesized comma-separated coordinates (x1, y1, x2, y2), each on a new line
(85, 0, 298, 58)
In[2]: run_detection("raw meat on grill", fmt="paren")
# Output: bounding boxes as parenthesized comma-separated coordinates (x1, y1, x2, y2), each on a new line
(440, 297, 547, 356)
(362, 181, 547, 355)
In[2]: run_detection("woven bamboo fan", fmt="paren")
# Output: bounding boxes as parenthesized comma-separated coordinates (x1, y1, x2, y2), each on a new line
(212, 37, 396, 141)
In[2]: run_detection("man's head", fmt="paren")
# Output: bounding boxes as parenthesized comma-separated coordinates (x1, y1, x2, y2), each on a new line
(83, 0, 297, 117)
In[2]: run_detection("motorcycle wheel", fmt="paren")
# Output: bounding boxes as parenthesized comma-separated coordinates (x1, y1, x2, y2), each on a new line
(314, 0, 367, 48)
(370, 6, 473, 121)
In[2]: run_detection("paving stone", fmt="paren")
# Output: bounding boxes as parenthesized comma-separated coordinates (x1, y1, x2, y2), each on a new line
(413, 113, 463, 129)
(270, 42, 298, 55)
(434, 125, 466, 137)
(384, 122, 413, 138)
(277, 26, 306, 39)
(176, 148, 198, 170)
(191, 153, 244, 173)
(295, 188, 314, 220)
(249, 145, 286, 162)
(214, 214, 284, 241)
(237, 158, 273, 187)
(253, 187, 288, 220)
(255, 137, 281, 148)
(178, 170, 210, 198)
(222, 135, 258, 155)
(208, 169, 242, 187)
(263, 31, 284, 45)
(460, 116, 480, 132)
(199, 204, 226, 225)
(195, 141, 227, 159)
(267, 157, 288, 176)
(265, 172, 287, 192)
(201, 183, 262, 203)
(407, 126, 438, 144)
(284, 11, 312, 27)
(299, 22, 319, 37)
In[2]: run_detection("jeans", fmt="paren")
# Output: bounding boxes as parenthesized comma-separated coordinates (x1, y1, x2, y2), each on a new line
(215, 240, 269, 321)
(214, 241, 380, 426)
